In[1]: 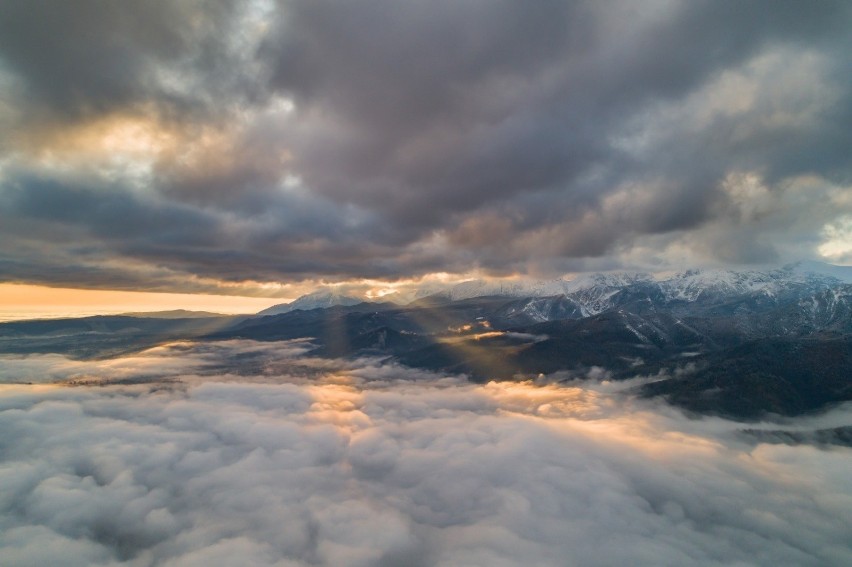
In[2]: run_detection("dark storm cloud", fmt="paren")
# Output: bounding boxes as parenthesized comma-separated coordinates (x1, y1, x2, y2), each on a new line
(1, 341, 851, 565)
(0, 0, 242, 121)
(0, 167, 411, 289)
(1, 0, 851, 289)
(264, 0, 851, 217)
(2, 173, 219, 242)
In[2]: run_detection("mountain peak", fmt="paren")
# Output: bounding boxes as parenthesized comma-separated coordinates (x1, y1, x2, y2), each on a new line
(257, 289, 366, 316)
(781, 260, 852, 283)
(563, 272, 654, 291)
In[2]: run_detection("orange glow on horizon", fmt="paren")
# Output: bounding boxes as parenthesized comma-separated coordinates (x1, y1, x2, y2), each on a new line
(0, 283, 283, 321)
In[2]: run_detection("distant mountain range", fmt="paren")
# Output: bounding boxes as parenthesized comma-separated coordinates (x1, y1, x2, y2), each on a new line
(259, 260, 852, 316)
(119, 309, 230, 319)
(2, 260, 851, 420)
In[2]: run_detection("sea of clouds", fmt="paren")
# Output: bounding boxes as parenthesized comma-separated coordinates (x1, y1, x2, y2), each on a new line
(1, 340, 851, 566)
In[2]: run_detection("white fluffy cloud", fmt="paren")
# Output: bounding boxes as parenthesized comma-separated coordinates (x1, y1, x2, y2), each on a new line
(1, 341, 851, 566)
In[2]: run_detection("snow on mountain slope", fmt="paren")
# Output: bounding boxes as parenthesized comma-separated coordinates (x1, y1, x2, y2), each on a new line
(257, 290, 366, 316)
(658, 262, 850, 305)
(417, 261, 851, 316)
(255, 261, 850, 320)
(794, 285, 852, 330)
(658, 269, 782, 302)
(783, 260, 852, 283)
(496, 296, 587, 324)
(562, 272, 655, 292)
(423, 278, 569, 301)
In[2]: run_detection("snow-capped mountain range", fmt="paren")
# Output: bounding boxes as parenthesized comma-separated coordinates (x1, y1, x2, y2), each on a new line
(256, 261, 852, 318)
(428, 261, 852, 301)
(407, 261, 852, 322)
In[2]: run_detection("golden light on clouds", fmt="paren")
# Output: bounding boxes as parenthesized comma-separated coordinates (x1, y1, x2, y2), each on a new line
(0, 269, 505, 322)
(17, 112, 178, 168)
(819, 215, 852, 261)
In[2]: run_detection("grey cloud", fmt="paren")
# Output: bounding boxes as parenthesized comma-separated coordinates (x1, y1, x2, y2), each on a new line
(0, 167, 406, 288)
(264, 1, 850, 207)
(0, 0, 245, 121)
(1, 0, 851, 288)
(1, 341, 851, 565)
(2, 173, 219, 243)
(259, 0, 852, 270)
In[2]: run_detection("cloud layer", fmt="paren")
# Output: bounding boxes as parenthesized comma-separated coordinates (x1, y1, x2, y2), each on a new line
(1, 341, 851, 566)
(1, 1, 851, 292)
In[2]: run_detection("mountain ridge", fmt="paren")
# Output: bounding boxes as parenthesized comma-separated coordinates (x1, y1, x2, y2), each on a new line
(251, 260, 852, 317)
(4, 261, 850, 419)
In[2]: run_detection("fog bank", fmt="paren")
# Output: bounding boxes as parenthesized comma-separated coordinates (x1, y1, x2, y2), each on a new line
(1, 341, 850, 566)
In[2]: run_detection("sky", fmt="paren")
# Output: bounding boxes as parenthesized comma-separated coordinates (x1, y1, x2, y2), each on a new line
(2, 339, 851, 566)
(0, 283, 279, 321)
(1, 0, 852, 313)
